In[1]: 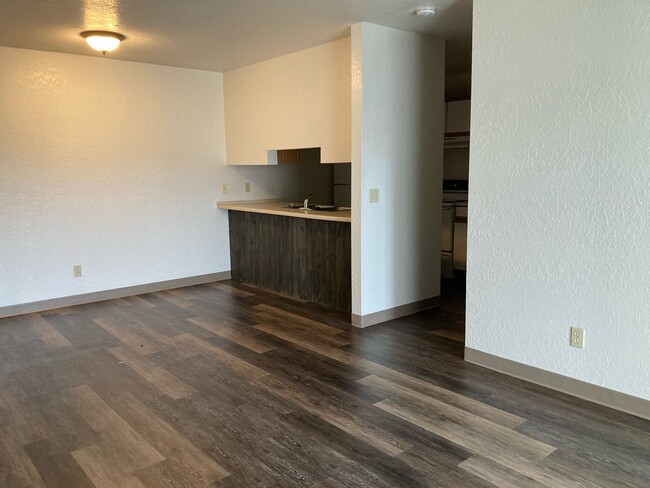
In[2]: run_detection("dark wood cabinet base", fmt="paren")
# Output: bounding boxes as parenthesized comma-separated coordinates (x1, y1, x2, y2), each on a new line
(228, 211, 351, 312)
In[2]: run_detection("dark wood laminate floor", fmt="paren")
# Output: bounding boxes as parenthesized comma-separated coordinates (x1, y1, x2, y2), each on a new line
(0, 281, 648, 488)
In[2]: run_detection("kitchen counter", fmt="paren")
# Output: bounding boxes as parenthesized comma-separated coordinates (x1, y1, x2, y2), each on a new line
(222, 199, 351, 312)
(217, 199, 351, 223)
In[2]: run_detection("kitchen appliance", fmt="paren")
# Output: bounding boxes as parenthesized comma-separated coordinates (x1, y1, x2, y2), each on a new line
(444, 134, 470, 149)
(441, 203, 455, 279)
(453, 202, 468, 271)
(443, 180, 468, 192)
(333, 164, 351, 206)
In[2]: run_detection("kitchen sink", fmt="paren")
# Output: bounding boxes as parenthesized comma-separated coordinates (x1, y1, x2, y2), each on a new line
(286, 204, 349, 211)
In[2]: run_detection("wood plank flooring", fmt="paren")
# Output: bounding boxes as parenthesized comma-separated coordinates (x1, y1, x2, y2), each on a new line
(0, 281, 648, 487)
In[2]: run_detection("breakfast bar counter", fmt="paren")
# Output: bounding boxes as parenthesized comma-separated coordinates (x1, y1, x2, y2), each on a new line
(217, 199, 351, 223)
(218, 199, 351, 312)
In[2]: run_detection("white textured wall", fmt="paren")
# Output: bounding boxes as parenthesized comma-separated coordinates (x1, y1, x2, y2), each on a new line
(352, 23, 445, 317)
(1, 47, 233, 307)
(467, 1, 650, 400)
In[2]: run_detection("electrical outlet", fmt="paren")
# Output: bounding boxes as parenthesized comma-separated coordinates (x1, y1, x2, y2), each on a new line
(73, 265, 82, 278)
(570, 326, 585, 348)
(244, 182, 251, 193)
(221, 184, 228, 194)
(369, 188, 380, 203)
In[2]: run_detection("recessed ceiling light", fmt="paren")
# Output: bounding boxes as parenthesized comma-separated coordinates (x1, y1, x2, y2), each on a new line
(416, 6, 436, 17)
(80, 30, 126, 55)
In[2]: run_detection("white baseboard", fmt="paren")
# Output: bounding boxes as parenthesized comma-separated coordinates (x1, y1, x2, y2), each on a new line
(0, 271, 232, 319)
(351, 296, 440, 328)
(465, 347, 650, 421)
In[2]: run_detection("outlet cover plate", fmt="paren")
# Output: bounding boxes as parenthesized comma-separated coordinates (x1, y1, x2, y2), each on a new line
(570, 326, 585, 348)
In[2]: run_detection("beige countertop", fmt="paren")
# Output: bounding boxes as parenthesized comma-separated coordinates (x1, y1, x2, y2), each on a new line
(217, 199, 351, 223)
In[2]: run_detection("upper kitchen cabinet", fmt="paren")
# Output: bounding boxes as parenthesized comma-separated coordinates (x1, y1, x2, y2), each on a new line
(445, 99, 471, 134)
(224, 38, 351, 165)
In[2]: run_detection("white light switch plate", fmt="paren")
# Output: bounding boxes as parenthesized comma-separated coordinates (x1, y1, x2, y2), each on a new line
(369, 188, 380, 204)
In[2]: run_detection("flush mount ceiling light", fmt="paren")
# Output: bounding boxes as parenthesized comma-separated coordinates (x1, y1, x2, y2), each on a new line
(415, 6, 436, 17)
(80, 30, 126, 55)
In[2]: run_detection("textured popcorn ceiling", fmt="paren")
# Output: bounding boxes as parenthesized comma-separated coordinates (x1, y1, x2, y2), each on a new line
(466, 1, 650, 400)
(0, 0, 472, 74)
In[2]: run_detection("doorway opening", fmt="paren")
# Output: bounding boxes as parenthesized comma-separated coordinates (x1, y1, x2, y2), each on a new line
(440, 79, 471, 345)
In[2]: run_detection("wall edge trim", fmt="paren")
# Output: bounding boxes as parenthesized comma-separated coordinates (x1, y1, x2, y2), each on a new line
(0, 271, 232, 319)
(464, 347, 650, 421)
(351, 296, 440, 328)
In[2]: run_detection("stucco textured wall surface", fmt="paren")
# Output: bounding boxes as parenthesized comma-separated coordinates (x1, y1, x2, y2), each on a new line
(351, 23, 445, 316)
(0, 47, 232, 306)
(467, 1, 650, 400)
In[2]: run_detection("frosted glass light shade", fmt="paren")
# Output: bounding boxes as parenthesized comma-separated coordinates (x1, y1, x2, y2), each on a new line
(80, 31, 126, 54)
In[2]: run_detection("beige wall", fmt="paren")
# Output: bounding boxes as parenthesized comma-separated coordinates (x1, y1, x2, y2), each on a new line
(0, 46, 231, 306)
(0, 46, 305, 308)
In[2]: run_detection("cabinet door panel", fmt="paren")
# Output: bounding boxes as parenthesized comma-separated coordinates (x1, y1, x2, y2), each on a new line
(229, 211, 351, 311)
(224, 39, 351, 165)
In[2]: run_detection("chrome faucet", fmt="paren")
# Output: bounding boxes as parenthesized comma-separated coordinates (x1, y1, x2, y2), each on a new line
(301, 193, 313, 210)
